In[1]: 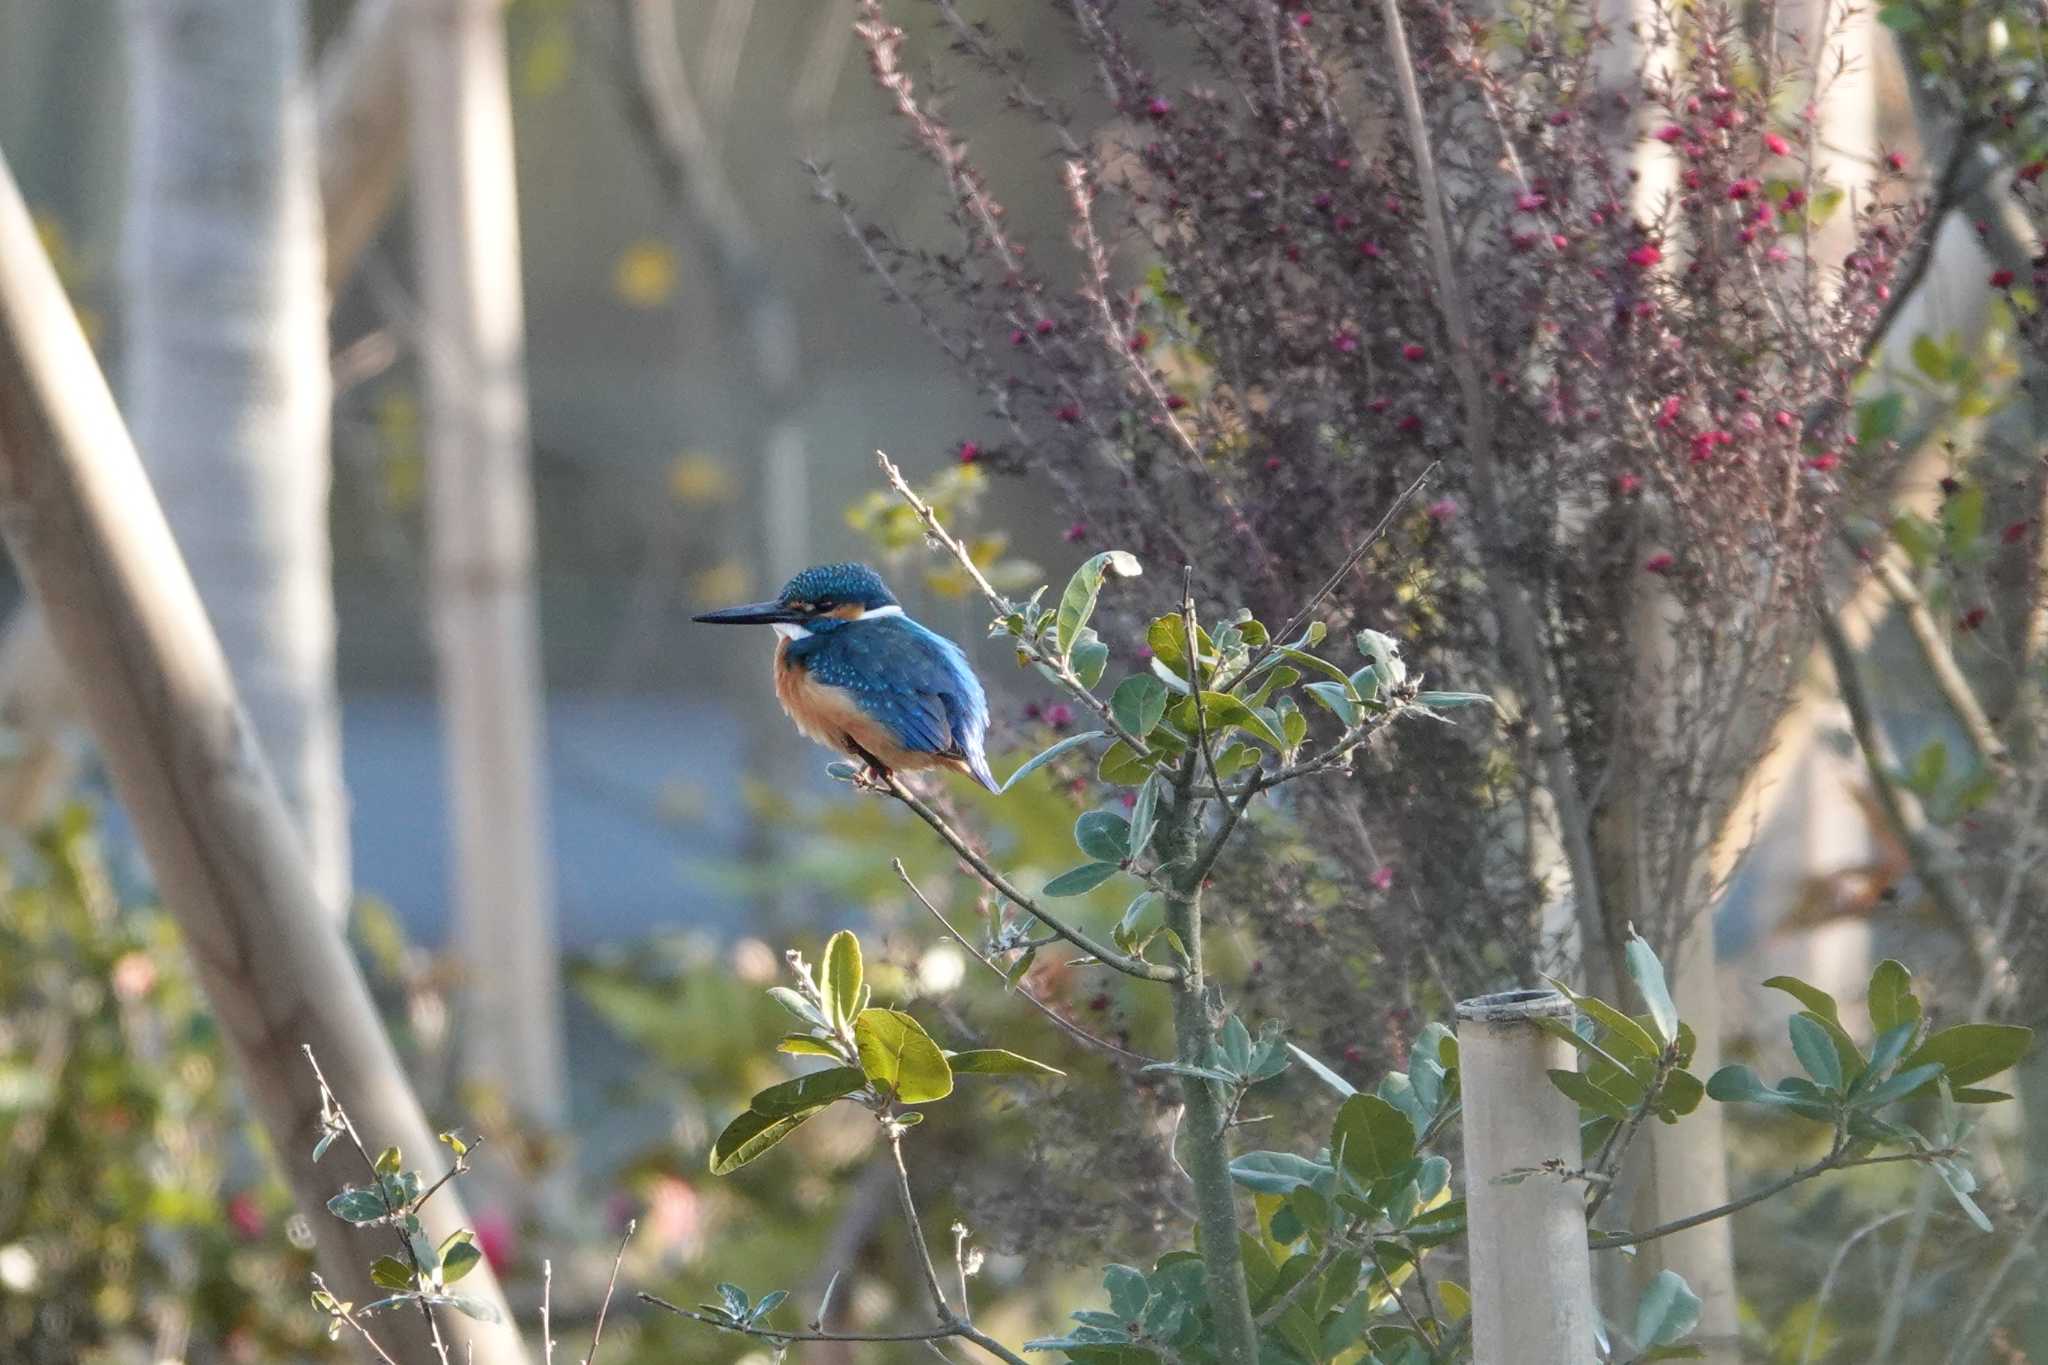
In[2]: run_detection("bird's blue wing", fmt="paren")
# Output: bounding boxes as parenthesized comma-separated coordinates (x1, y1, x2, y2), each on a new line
(795, 617, 988, 765)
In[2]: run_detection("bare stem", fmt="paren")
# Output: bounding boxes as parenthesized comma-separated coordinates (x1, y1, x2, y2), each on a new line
(583, 1219, 635, 1365)
(893, 860, 1165, 1064)
(311, 1272, 405, 1365)
(1590, 1149, 1958, 1250)
(885, 774, 1179, 981)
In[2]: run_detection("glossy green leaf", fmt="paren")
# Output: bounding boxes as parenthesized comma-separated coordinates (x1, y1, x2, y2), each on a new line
(1057, 551, 1142, 657)
(1192, 690, 1288, 750)
(1000, 729, 1106, 793)
(1626, 932, 1679, 1046)
(853, 1009, 954, 1103)
(1097, 738, 1153, 786)
(1044, 861, 1121, 896)
(370, 1256, 414, 1291)
(1853, 1062, 1945, 1110)
(1287, 1041, 1359, 1098)
(1898, 1024, 2033, 1097)
(1304, 680, 1361, 725)
(768, 986, 828, 1029)
(778, 1034, 841, 1058)
(1549, 1068, 1633, 1118)
(1229, 1150, 1333, 1194)
(1111, 675, 1169, 739)
(1075, 810, 1133, 863)
(823, 930, 862, 1032)
(1071, 633, 1111, 690)
(1868, 959, 1920, 1034)
(440, 1240, 483, 1285)
(1762, 975, 1841, 1024)
(1790, 1014, 1845, 1091)
(1635, 1270, 1703, 1348)
(326, 1188, 388, 1225)
(946, 1048, 1064, 1077)
(709, 1105, 823, 1174)
(1332, 1093, 1416, 1183)
(1127, 776, 1161, 860)
(751, 1065, 868, 1117)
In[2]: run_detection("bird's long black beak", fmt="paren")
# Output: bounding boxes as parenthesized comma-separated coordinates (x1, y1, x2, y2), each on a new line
(692, 599, 802, 625)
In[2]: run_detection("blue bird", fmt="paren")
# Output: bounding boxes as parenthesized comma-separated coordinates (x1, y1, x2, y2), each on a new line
(694, 563, 998, 792)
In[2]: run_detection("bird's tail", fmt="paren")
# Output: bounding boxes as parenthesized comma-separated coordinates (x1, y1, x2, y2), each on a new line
(965, 749, 1001, 794)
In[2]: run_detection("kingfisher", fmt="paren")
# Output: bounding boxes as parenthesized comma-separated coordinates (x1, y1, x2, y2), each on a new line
(694, 563, 999, 792)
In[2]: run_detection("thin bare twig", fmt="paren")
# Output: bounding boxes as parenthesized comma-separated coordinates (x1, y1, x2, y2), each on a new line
(1868, 552, 2010, 770)
(1590, 1148, 1960, 1249)
(641, 1293, 1028, 1362)
(893, 860, 1165, 1064)
(884, 776, 1178, 982)
(311, 1272, 405, 1365)
(583, 1219, 635, 1365)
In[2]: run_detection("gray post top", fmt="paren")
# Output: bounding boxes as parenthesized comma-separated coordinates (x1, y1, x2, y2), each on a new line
(1455, 987, 1575, 1024)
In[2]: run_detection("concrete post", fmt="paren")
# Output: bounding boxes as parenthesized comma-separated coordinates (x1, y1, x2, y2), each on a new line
(1457, 989, 1598, 1365)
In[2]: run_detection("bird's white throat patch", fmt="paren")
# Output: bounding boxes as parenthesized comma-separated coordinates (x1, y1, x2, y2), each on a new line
(859, 604, 905, 620)
(772, 622, 811, 640)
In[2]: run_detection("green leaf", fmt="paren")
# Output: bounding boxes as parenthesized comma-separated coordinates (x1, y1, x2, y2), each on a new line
(768, 986, 829, 1029)
(1057, 551, 1142, 657)
(1044, 861, 1121, 896)
(370, 1256, 414, 1291)
(1943, 483, 1985, 554)
(1104, 1265, 1150, 1321)
(1762, 975, 1841, 1024)
(1415, 690, 1494, 711)
(1625, 932, 1680, 1046)
(1127, 776, 1161, 860)
(1332, 1093, 1416, 1183)
(1230, 1150, 1334, 1194)
(1935, 1156, 1993, 1231)
(1147, 614, 1213, 684)
(1304, 681, 1361, 726)
(778, 1034, 842, 1058)
(1868, 959, 1920, 1034)
(430, 1294, 501, 1324)
(1854, 1062, 1946, 1110)
(1097, 738, 1153, 786)
(1548, 1068, 1632, 1118)
(1635, 1270, 1703, 1349)
(1274, 646, 1354, 687)
(440, 1241, 483, 1285)
(823, 930, 862, 1032)
(1911, 333, 1947, 382)
(1000, 730, 1106, 793)
(1075, 810, 1133, 863)
(1287, 1042, 1359, 1098)
(1878, 1, 1924, 28)
(1071, 633, 1111, 690)
(853, 1009, 955, 1103)
(1119, 891, 1164, 947)
(1548, 979, 1660, 1073)
(1790, 1014, 1845, 1092)
(1898, 1024, 2033, 1097)
(326, 1188, 388, 1225)
(1191, 690, 1288, 750)
(374, 1146, 403, 1176)
(751, 1066, 869, 1117)
(1857, 390, 1905, 444)
(947, 1049, 1065, 1077)
(709, 1105, 823, 1174)
(1111, 675, 1169, 738)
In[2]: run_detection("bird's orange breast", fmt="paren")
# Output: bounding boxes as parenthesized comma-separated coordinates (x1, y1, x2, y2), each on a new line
(774, 637, 926, 770)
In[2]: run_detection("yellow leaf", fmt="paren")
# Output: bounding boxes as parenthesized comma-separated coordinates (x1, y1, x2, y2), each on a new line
(613, 239, 678, 308)
(669, 453, 734, 504)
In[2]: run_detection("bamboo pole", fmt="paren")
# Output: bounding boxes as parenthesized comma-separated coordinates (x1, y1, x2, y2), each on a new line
(1457, 989, 1598, 1365)
(0, 141, 525, 1365)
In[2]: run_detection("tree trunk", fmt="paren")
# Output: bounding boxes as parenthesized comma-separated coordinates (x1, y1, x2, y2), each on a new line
(122, 0, 350, 920)
(406, 0, 567, 1128)
(0, 138, 526, 1365)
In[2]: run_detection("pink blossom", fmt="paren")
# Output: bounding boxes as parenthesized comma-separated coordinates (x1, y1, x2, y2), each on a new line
(1727, 178, 1760, 200)
(1035, 318, 1056, 335)
(1045, 703, 1075, 727)
(1807, 452, 1842, 471)
(1765, 132, 1791, 156)
(1887, 151, 1907, 171)
(1644, 552, 1676, 575)
(1774, 410, 1795, 429)
(1147, 97, 1173, 119)
(1396, 413, 1423, 433)
(1294, 9, 1312, 25)
(1516, 191, 1548, 212)
(1369, 865, 1395, 891)
(1265, 457, 1283, 472)
(1654, 124, 1684, 143)
(1656, 396, 1681, 428)
(1055, 402, 1081, 424)
(958, 440, 980, 464)
(1358, 239, 1384, 258)
(1616, 472, 1643, 495)
(1332, 331, 1359, 353)
(1010, 328, 1028, 346)
(1165, 393, 1189, 411)
(1063, 522, 1087, 543)
(1628, 242, 1663, 268)
(1426, 497, 1459, 522)
(1960, 606, 1987, 631)
(1402, 343, 1427, 362)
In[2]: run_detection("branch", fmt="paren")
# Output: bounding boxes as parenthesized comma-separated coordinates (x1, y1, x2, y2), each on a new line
(584, 1219, 636, 1365)
(1371, 0, 1609, 969)
(891, 1129, 956, 1326)
(1590, 1149, 1958, 1250)
(1815, 597, 2018, 1003)
(893, 860, 1166, 1065)
(1867, 551, 2010, 770)
(885, 774, 1180, 981)
(311, 1271, 404, 1365)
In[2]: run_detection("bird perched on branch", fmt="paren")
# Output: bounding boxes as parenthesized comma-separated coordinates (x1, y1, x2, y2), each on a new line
(694, 563, 997, 792)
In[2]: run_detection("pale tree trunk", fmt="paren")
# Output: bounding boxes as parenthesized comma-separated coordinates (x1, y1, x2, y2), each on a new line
(0, 139, 525, 1365)
(406, 0, 566, 1128)
(122, 0, 350, 920)
(0, 1, 412, 829)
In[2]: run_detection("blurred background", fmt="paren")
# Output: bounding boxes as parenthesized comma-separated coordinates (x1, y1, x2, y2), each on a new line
(0, 0, 2040, 1361)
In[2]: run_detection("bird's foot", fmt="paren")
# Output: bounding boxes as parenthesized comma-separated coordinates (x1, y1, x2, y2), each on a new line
(851, 764, 894, 793)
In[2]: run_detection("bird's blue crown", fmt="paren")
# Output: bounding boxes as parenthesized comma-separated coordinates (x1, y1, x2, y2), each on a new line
(777, 563, 898, 614)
